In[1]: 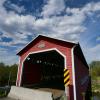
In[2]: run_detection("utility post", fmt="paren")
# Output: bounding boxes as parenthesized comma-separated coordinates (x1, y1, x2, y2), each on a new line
(8, 71, 11, 86)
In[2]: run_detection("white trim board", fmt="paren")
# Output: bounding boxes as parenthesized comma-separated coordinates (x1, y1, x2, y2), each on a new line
(16, 57, 21, 86)
(71, 46, 77, 100)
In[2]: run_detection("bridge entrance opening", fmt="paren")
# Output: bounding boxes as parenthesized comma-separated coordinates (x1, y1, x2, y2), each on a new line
(21, 50, 65, 90)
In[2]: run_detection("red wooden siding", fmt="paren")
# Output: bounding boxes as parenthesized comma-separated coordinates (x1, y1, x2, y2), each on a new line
(17, 39, 74, 85)
(16, 39, 74, 100)
(74, 51, 89, 100)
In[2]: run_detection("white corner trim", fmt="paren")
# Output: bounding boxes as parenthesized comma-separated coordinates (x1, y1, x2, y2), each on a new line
(71, 45, 77, 100)
(19, 48, 67, 87)
(16, 57, 21, 86)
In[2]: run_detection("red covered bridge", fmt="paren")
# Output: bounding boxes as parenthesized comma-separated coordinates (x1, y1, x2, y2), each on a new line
(16, 35, 91, 100)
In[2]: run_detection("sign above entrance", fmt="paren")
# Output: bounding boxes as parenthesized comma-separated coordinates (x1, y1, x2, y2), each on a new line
(38, 42, 45, 48)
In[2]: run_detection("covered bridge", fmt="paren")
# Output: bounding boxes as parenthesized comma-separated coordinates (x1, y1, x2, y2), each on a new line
(16, 35, 91, 100)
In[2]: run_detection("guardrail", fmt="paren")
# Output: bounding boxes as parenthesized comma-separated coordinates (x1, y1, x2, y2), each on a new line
(0, 86, 11, 98)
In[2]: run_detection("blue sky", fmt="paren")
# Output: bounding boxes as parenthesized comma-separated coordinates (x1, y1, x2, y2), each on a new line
(0, 0, 100, 65)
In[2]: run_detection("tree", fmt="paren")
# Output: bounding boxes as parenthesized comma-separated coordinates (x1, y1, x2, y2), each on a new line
(10, 64, 18, 85)
(0, 62, 18, 86)
(90, 61, 100, 79)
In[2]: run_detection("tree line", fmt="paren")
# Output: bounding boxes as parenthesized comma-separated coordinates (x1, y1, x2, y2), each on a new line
(90, 61, 100, 79)
(0, 62, 18, 86)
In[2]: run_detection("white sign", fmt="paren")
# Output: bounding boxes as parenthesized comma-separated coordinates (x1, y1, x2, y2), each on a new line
(38, 42, 45, 48)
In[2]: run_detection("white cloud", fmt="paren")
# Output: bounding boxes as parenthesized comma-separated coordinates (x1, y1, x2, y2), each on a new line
(4, 0, 25, 13)
(83, 44, 100, 63)
(41, 0, 65, 17)
(0, 9, 36, 45)
(0, 0, 100, 64)
(9, 4, 25, 13)
(66, 2, 100, 16)
(33, 15, 86, 41)
(35, 1, 100, 41)
(96, 36, 100, 41)
(0, 47, 18, 65)
(1, 0, 100, 46)
(0, 53, 18, 65)
(0, 48, 7, 53)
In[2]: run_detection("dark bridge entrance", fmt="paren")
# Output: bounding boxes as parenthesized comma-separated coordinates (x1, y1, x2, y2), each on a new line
(21, 50, 65, 90)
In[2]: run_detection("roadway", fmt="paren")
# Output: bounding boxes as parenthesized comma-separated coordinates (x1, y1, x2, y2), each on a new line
(0, 97, 16, 100)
